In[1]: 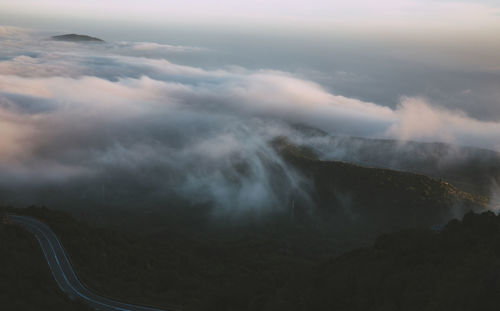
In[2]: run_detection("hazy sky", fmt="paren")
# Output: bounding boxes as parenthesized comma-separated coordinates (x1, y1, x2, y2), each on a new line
(2, 0, 499, 29)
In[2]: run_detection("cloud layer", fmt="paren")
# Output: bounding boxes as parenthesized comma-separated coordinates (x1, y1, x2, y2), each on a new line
(0, 27, 499, 210)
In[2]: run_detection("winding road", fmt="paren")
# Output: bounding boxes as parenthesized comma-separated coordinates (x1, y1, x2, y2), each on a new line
(10, 215, 176, 311)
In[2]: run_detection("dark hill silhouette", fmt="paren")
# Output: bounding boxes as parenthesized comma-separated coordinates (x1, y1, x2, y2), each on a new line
(1, 137, 493, 310)
(298, 211, 500, 311)
(51, 34, 104, 42)
(273, 137, 488, 233)
(291, 125, 500, 196)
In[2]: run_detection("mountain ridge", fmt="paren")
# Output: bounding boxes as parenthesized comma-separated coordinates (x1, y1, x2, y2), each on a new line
(51, 34, 104, 42)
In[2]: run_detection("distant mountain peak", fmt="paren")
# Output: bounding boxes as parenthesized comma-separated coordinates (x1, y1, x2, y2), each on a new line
(51, 34, 104, 42)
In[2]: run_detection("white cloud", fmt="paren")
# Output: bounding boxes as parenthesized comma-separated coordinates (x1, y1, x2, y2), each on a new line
(0, 25, 27, 38)
(0, 25, 499, 209)
(388, 97, 500, 150)
(127, 42, 208, 53)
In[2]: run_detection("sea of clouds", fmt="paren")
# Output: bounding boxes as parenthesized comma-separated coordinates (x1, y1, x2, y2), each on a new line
(1, 26, 499, 211)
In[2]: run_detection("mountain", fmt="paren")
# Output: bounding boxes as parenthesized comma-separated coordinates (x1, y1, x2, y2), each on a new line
(3, 205, 497, 310)
(297, 211, 500, 311)
(1, 206, 354, 311)
(1, 136, 493, 310)
(273, 137, 489, 233)
(51, 34, 104, 42)
(291, 126, 500, 196)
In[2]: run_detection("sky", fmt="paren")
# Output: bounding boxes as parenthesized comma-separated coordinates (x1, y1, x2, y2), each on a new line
(0, 1, 499, 209)
(1, 0, 500, 27)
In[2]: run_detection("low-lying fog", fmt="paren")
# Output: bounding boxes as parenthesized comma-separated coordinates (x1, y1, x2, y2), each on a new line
(0, 25, 499, 212)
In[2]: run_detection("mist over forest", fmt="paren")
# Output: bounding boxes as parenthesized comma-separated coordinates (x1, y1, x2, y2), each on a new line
(0, 27, 499, 219)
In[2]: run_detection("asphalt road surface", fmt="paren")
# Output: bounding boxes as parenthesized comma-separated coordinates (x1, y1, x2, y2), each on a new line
(10, 215, 176, 311)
